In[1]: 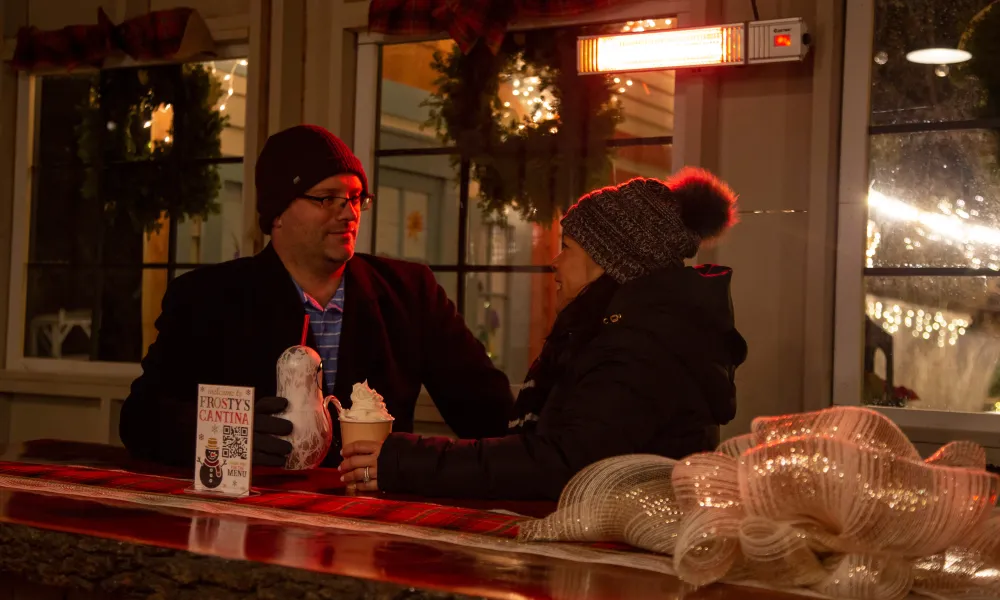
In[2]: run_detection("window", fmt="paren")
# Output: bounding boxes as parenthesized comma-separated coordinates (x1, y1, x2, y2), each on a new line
(856, 0, 1000, 414)
(21, 59, 248, 364)
(371, 18, 675, 383)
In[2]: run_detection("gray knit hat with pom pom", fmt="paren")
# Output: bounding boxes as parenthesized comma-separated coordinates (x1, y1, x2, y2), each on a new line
(560, 167, 738, 283)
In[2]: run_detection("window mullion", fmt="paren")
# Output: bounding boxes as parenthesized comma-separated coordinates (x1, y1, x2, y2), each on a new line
(456, 157, 471, 316)
(87, 71, 114, 361)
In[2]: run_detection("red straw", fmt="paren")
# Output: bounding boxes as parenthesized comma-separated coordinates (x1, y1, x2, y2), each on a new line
(300, 314, 310, 346)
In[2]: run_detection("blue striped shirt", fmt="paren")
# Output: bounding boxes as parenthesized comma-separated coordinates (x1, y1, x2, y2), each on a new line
(291, 276, 345, 393)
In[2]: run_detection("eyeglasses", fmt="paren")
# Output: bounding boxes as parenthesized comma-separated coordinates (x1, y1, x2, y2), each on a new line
(299, 193, 373, 212)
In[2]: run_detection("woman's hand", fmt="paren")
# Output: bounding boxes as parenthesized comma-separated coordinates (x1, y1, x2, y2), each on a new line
(339, 440, 384, 492)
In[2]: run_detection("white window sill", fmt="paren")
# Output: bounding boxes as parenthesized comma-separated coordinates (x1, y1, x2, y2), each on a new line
(0, 368, 134, 400)
(867, 406, 1000, 464)
(871, 406, 1000, 433)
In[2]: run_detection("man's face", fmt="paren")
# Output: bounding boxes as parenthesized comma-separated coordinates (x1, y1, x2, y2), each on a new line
(275, 174, 363, 266)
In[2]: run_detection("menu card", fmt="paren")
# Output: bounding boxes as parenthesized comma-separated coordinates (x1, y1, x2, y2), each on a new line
(194, 384, 254, 496)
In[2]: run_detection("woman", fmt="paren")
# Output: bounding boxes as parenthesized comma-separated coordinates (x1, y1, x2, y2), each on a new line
(340, 168, 748, 500)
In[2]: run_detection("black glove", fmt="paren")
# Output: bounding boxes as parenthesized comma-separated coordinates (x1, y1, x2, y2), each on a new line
(254, 396, 293, 467)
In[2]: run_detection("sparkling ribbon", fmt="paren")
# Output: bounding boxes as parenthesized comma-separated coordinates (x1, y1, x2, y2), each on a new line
(518, 406, 1000, 600)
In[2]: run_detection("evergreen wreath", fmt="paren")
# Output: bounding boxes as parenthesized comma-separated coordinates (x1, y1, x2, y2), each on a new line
(75, 62, 226, 234)
(423, 28, 623, 225)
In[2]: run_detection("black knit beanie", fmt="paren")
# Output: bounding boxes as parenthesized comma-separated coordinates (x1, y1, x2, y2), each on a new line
(560, 167, 739, 283)
(255, 125, 369, 234)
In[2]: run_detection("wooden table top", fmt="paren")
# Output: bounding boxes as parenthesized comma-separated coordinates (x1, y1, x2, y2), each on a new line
(0, 440, 809, 599)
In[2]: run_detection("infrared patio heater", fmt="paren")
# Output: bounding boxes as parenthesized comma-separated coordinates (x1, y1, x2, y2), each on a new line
(577, 18, 811, 74)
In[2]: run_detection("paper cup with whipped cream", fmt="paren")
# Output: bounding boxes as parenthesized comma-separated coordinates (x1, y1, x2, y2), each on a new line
(338, 380, 394, 447)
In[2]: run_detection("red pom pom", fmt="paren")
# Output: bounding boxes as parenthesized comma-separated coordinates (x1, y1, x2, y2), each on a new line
(666, 167, 739, 239)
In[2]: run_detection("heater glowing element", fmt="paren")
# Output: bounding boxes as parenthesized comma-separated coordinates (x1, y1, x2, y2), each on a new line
(578, 18, 809, 74)
(578, 25, 744, 73)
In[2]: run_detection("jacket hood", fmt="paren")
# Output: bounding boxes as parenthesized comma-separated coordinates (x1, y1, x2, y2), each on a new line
(605, 265, 747, 425)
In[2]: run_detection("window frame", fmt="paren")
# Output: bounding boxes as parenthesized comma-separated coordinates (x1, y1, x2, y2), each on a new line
(353, 5, 691, 323)
(832, 0, 1000, 442)
(5, 43, 260, 377)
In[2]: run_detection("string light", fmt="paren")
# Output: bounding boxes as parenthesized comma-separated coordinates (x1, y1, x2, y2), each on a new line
(209, 59, 247, 112)
(866, 220, 881, 268)
(869, 188, 1000, 247)
(501, 60, 558, 131)
(622, 18, 675, 33)
(868, 188, 1000, 270)
(606, 74, 636, 98)
(867, 296, 969, 348)
(866, 188, 997, 350)
(498, 39, 647, 135)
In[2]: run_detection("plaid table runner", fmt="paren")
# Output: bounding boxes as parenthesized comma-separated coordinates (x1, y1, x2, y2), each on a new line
(1, 460, 732, 585)
(0, 460, 521, 538)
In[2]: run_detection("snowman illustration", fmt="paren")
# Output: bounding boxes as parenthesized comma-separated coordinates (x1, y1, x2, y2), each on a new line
(197, 438, 227, 489)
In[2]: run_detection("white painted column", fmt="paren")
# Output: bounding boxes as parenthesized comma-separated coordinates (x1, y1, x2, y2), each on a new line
(832, 0, 875, 407)
(267, 0, 305, 134)
(801, 0, 847, 412)
(302, 0, 367, 137)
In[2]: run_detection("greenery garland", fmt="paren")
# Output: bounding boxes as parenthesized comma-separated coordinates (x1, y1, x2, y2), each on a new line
(962, 0, 1000, 155)
(423, 28, 622, 225)
(75, 63, 226, 234)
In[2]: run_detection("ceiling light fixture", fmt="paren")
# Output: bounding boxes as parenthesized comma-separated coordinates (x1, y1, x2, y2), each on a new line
(905, 48, 971, 65)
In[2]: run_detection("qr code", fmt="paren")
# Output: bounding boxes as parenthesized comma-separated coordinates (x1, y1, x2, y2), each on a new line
(222, 425, 249, 460)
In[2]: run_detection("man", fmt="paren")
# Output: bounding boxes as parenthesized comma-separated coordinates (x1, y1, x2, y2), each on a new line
(120, 125, 513, 468)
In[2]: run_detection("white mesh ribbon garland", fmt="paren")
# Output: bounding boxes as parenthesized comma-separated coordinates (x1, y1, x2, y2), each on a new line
(518, 407, 1000, 600)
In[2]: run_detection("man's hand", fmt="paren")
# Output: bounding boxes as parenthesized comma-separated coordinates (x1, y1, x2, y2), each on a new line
(254, 396, 293, 467)
(339, 440, 384, 492)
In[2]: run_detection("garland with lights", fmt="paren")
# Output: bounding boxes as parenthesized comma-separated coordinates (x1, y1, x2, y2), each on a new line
(75, 62, 227, 234)
(866, 295, 970, 347)
(422, 28, 623, 224)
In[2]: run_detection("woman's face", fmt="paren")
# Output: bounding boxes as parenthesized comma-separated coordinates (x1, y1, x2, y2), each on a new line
(553, 235, 605, 311)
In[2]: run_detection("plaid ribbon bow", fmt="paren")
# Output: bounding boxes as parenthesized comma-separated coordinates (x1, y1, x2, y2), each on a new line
(11, 7, 200, 72)
(369, 0, 635, 54)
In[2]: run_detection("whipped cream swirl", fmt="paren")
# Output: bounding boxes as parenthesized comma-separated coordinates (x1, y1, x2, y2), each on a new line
(339, 380, 393, 422)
